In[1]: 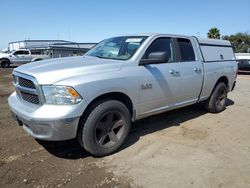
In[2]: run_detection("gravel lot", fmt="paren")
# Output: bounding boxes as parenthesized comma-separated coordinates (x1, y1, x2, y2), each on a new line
(0, 66, 250, 188)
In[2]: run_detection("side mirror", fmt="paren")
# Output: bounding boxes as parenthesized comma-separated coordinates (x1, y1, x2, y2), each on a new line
(140, 51, 169, 65)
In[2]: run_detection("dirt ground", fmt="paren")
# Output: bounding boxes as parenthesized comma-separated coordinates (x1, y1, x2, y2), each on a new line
(1, 66, 250, 188)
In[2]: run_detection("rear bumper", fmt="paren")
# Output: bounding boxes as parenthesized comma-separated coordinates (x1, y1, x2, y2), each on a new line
(8, 92, 85, 141)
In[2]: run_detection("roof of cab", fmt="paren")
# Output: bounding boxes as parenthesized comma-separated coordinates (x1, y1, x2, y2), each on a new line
(118, 33, 191, 38)
(113, 33, 232, 46)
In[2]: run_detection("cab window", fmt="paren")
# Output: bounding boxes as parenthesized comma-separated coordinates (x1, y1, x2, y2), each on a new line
(23, 51, 29, 55)
(177, 38, 195, 62)
(13, 51, 24, 55)
(143, 38, 175, 62)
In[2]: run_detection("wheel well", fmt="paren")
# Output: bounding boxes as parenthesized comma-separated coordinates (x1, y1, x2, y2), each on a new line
(77, 92, 134, 138)
(89, 92, 133, 116)
(81, 92, 134, 121)
(33, 59, 42, 62)
(0, 58, 10, 63)
(210, 76, 229, 96)
(216, 76, 229, 88)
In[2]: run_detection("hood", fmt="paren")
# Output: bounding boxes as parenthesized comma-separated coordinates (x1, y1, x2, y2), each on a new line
(14, 56, 124, 85)
(0, 52, 8, 58)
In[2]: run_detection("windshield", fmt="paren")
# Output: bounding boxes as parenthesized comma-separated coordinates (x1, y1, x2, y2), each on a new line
(5, 50, 15, 54)
(85, 36, 147, 60)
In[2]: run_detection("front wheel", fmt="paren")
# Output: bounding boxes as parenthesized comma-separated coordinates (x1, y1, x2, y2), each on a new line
(204, 82, 228, 113)
(0, 59, 10, 68)
(78, 100, 131, 156)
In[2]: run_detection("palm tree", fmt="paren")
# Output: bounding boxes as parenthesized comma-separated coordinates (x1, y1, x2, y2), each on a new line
(207, 27, 221, 39)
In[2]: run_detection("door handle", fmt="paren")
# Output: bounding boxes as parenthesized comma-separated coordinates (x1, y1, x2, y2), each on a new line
(169, 69, 179, 75)
(169, 70, 175, 74)
(194, 68, 202, 73)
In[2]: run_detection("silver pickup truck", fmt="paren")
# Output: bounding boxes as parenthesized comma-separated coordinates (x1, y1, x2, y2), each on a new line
(8, 34, 237, 156)
(0, 49, 49, 68)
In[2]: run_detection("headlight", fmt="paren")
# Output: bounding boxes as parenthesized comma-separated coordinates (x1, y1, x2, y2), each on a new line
(42, 86, 82, 105)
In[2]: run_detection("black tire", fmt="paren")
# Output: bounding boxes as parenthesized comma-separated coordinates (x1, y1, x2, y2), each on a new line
(78, 100, 131, 156)
(204, 82, 227, 113)
(0, 59, 10, 68)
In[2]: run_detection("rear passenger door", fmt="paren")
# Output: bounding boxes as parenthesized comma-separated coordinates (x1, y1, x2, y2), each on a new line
(176, 38, 203, 104)
(22, 50, 32, 63)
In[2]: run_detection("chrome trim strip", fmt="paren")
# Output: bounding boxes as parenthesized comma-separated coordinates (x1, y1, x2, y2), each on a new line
(13, 71, 45, 105)
(16, 85, 37, 95)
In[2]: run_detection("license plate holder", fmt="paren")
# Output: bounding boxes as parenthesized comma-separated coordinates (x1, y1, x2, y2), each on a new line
(11, 111, 23, 126)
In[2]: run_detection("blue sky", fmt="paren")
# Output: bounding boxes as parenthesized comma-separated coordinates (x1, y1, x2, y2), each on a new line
(0, 0, 249, 49)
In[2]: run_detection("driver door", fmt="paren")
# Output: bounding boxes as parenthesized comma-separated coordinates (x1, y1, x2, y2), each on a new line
(12, 50, 25, 64)
(138, 37, 182, 116)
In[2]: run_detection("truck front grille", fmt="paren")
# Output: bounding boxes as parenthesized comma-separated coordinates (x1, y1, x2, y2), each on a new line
(20, 91, 40, 104)
(13, 73, 41, 105)
(18, 77, 36, 89)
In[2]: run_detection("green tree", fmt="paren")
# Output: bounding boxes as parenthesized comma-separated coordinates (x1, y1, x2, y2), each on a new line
(223, 32, 250, 53)
(207, 27, 221, 39)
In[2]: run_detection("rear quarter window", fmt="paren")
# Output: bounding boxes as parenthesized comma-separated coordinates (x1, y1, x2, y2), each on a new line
(31, 50, 42, 55)
(177, 38, 195, 62)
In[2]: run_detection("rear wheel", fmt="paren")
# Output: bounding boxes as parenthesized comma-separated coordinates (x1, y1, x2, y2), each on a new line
(204, 82, 227, 113)
(78, 100, 131, 156)
(0, 59, 10, 68)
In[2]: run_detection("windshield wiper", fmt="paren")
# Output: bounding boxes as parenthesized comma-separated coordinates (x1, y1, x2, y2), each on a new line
(96, 55, 110, 59)
(93, 55, 128, 60)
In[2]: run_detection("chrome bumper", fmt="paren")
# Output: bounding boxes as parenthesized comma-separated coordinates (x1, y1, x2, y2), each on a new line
(8, 92, 84, 141)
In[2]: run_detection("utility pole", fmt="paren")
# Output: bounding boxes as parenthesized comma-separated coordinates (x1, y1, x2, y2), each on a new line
(68, 26, 71, 41)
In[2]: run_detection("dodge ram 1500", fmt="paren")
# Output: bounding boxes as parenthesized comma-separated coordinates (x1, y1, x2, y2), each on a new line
(8, 34, 237, 156)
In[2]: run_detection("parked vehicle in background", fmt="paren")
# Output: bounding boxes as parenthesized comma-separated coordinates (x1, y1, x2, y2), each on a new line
(235, 53, 250, 71)
(237, 59, 250, 71)
(8, 33, 237, 156)
(0, 49, 49, 68)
